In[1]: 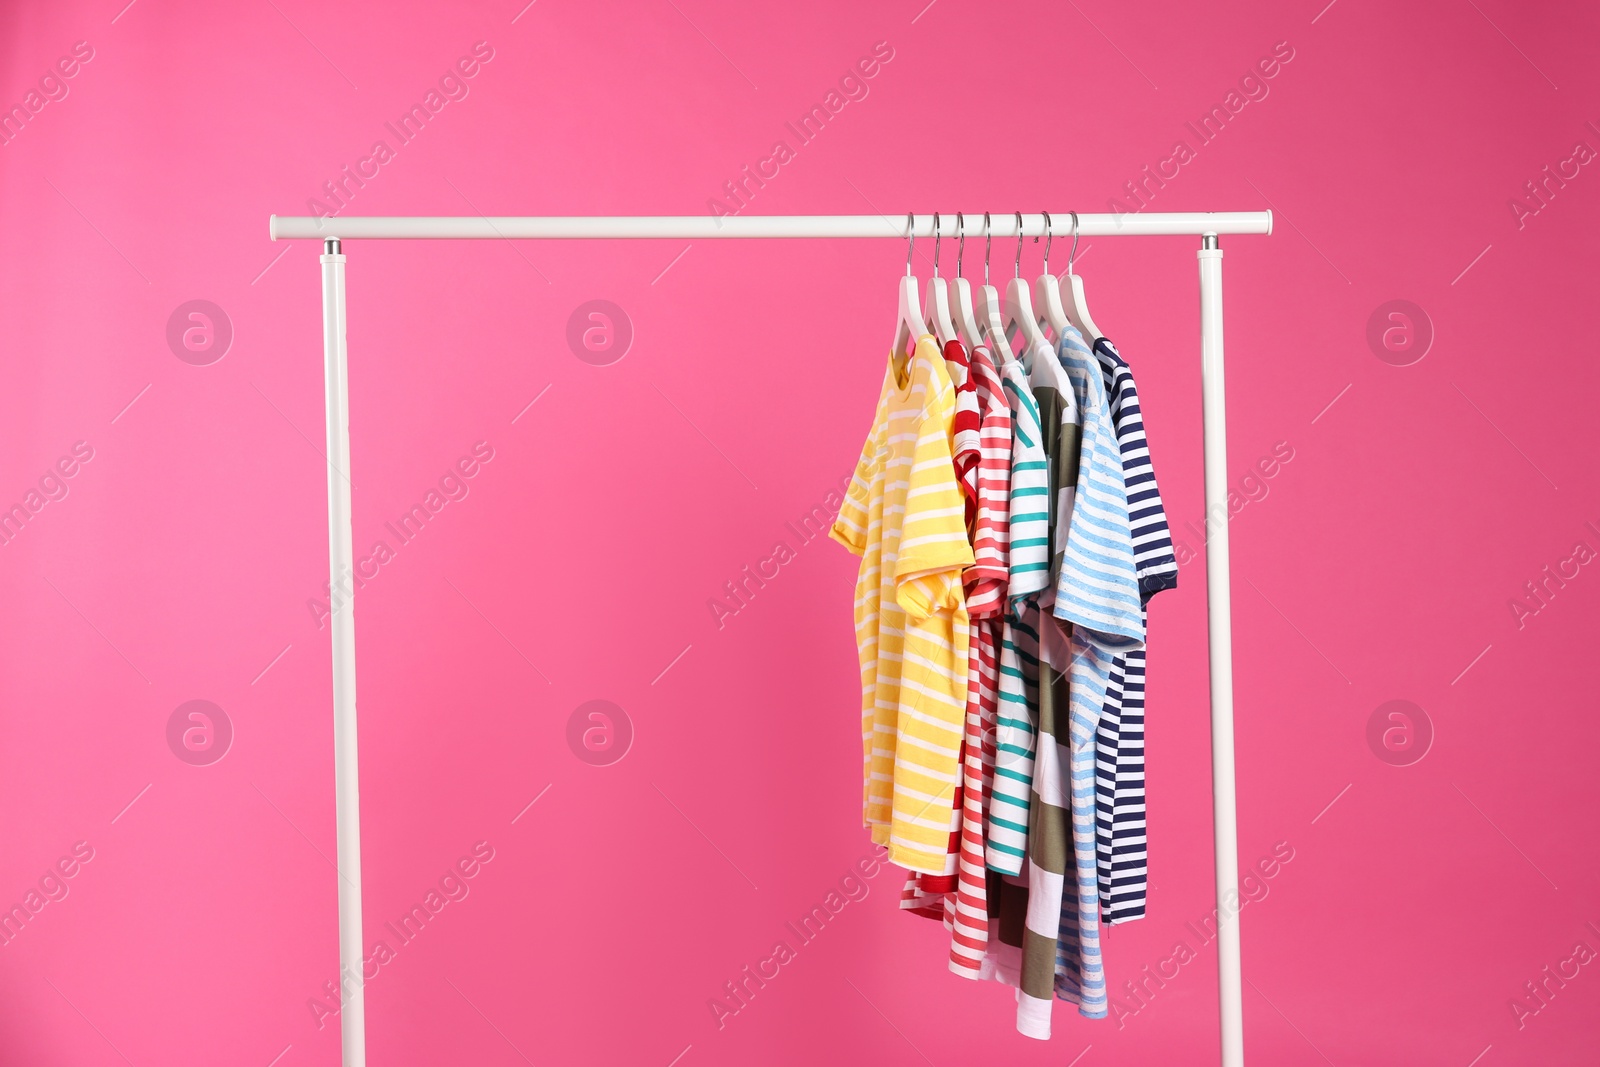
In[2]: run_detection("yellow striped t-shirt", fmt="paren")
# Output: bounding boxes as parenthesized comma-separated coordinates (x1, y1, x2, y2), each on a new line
(831, 335, 975, 873)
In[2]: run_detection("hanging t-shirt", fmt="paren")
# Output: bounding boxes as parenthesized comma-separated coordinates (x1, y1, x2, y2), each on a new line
(1018, 327, 1144, 1037)
(958, 341, 1012, 618)
(1091, 336, 1177, 925)
(1014, 335, 1083, 1038)
(986, 354, 1050, 876)
(947, 341, 1014, 977)
(900, 339, 989, 898)
(831, 335, 975, 874)
(1049, 328, 1144, 649)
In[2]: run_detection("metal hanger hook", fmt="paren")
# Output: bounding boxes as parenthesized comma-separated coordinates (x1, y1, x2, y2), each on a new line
(1068, 211, 1081, 277)
(1014, 211, 1024, 278)
(955, 212, 966, 279)
(983, 212, 993, 287)
(932, 211, 942, 278)
(1042, 211, 1053, 275)
(905, 212, 915, 277)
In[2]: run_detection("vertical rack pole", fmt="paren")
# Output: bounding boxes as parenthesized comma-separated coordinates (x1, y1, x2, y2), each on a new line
(321, 237, 367, 1067)
(1198, 233, 1244, 1066)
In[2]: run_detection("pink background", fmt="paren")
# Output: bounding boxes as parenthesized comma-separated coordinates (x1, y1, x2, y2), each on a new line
(2, 1, 1597, 1064)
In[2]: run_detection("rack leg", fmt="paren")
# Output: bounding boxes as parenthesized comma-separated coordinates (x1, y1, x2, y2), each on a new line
(1198, 234, 1244, 1067)
(321, 238, 367, 1067)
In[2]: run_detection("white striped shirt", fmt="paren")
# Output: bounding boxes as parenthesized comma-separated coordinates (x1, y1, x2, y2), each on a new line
(986, 358, 1050, 874)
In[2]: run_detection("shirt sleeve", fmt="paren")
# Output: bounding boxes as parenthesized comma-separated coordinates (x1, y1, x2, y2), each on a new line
(1051, 343, 1145, 650)
(944, 341, 983, 529)
(1119, 372, 1179, 602)
(894, 339, 976, 620)
(1097, 340, 1178, 603)
(829, 392, 884, 558)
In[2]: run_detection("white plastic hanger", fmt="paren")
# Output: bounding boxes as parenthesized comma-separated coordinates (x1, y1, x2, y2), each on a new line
(1004, 211, 1050, 358)
(1062, 211, 1105, 343)
(975, 212, 1015, 365)
(949, 212, 986, 351)
(923, 212, 957, 346)
(891, 213, 926, 365)
(1033, 210, 1071, 340)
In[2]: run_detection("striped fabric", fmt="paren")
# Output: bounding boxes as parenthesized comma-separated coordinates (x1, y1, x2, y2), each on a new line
(946, 343, 1013, 977)
(1049, 327, 1145, 650)
(830, 336, 976, 874)
(1024, 337, 1080, 617)
(1017, 649, 1074, 1038)
(1057, 330, 1146, 1015)
(986, 357, 1050, 875)
(1015, 638, 1124, 1034)
(896, 342, 1018, 956)
(908, 340, 988, 895)
(1016, 337, 1087, 1037)
(959, 343, 1012, 617)
(1096, 339, 1177, 592)
(1019, 331, 1145, 1036)
(1096, 649, 1148, 921)
(1091, 336, 1177, 925)
(945, 339, 984, 530)
(993, 613, 1040, 871)
(1053, 635, 1118, 1015)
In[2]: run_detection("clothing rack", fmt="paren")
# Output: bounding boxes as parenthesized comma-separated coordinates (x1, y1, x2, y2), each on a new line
(267, 209, 1274, 1067)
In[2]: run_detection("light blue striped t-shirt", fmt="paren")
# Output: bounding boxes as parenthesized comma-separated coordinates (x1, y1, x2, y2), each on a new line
(1050, 325, 1145, 650)
(1050, 325, 1146, 1018)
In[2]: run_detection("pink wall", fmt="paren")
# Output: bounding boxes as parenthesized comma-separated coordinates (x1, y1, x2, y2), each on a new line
(2, 1, 1597, 1064)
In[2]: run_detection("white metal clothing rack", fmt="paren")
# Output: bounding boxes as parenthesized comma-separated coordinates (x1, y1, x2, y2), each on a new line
(267, 209, 1272, 1067)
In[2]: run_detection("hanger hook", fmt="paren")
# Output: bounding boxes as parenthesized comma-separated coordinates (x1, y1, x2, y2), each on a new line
(955, 212, 966, 279)
(1014, 212, 1024, 278)
(983, 212, 992, 287)
(905, 212, 915, 277)
(1068, 211, 1080, 277)
(932, 211, 942, 278)
(1042, 211, 1053, 275)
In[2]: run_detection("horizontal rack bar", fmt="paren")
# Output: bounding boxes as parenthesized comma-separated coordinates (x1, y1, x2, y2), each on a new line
(269, 211, 1272, 241)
